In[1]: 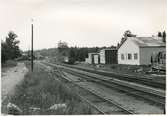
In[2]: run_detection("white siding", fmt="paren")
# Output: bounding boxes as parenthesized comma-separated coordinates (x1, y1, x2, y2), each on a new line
(118, 39, 140, 65)
(85, 58, 91, 64)
(88, 53, 93, 64)
(94, 55, 99, 64)
(85, 53, 99, 64)
(100, 50, 105, 64)
(140, 47, 165, 65)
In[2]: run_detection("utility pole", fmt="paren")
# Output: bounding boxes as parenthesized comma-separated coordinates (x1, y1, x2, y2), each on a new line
(31, 19, 34, 72)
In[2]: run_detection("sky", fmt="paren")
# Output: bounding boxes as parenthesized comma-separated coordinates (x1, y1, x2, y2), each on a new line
(0, 0, 167, 51)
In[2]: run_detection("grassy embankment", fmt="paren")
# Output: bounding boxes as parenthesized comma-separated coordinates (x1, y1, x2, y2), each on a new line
(3, 61, 92, 115)
(1, 60, 17, 72)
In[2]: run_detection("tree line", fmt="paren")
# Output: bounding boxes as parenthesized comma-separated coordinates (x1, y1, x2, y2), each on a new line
(1, 31, 22, 63)
(57, 41, 116, 62)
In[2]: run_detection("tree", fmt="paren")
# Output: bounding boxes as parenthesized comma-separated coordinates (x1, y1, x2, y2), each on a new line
(118, 30, 136, 46)
(78, 48, 85, 61)
(69, 47, 75, 58)
(1, 41, 8, 63)
(58, 41, 68, 50)
(57, 40, 68, 56)
(110, 45, 116, 49)
(95, 47, 99, 52)
(162, 31, 166, 42)
(6, 31, 21, 59)
(1, 31, 21, 63)
(158, 32, 162, 37)
(123, 30, 136, 38)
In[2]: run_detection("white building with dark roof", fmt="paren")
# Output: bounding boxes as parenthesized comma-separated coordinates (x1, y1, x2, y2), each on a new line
(118, 37, 166, 65)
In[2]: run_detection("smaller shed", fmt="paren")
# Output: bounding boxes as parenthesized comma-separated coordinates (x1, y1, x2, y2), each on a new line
(85, 53, 100, 64)
(64, 57, 69, 62)
(93, 54, 100, 64)
(100, 48, 117, 64)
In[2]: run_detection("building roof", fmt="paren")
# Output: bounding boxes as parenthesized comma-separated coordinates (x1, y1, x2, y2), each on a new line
(118, 37, 165, 49)
(132, 37, 165, 47)
(100, 48, 117, 52)
(88, 52, 99, 55)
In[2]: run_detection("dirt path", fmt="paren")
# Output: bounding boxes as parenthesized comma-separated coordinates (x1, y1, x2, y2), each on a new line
(1, 62, 28, 102)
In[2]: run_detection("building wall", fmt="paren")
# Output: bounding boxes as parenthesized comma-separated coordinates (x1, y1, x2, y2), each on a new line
(100, 50, 105, 64)
(100, 49, 117, 64)
(140, 47, 165, 65)
(85, 58, 91, 64)
(94, 54, 100, 64)
(86, 53, 99, 64)
(118, 39, 140, 65)
(105, 50, 117, 64)
(88, 53, 93, 64)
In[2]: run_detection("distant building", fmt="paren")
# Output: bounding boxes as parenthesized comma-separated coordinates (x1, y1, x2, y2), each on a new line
(118, 37, 166, 65)
(35, 52, 44, 60)
(64, 57, 69, 62)
(100, 48, 117, 64)
(85, 53, 100, 64)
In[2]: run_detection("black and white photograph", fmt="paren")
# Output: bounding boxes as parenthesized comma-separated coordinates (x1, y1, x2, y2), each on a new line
(1, 0, 166, 115)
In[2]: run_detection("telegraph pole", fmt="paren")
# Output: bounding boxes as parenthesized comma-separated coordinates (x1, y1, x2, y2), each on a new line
(31, 19, 34, 72)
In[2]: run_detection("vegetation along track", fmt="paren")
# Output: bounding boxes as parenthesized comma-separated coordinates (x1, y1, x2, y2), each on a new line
(40, 62, 135, 114)
(61, 63, 165, 90)
(52, 67, 135, 114)
(43, 62, 165, 108)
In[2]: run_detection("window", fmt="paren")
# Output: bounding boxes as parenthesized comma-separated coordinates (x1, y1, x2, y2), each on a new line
(121, 54, 124, 60)
(134, 53, 138, 60)
(128, 53, 132, 60)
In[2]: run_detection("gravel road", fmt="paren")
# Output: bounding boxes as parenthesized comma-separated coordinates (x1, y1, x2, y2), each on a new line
(1, 62, 28, 102)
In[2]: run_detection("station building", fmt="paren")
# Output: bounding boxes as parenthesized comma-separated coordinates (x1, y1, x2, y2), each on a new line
(118, 37, 166, 65)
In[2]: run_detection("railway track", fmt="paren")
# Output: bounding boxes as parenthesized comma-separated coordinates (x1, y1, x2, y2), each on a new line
(42, 62, 165, 108)
(61, 63, 165, 90)
(39, 62, 134, 114)
(55, 69, 135, 114)
(64, 69, 165, 107)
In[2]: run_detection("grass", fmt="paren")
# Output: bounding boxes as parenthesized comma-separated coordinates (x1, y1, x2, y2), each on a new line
(1, 60, 17, 73)
(78, 62, 153, 75)
(1, 60, 17, 74)
(2, 60, 17, 67)
(2, 61, 93, 115)
(76, 63, 166, 84)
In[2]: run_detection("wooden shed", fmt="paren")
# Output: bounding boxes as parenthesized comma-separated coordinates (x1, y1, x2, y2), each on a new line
(100, 48, 117, 64)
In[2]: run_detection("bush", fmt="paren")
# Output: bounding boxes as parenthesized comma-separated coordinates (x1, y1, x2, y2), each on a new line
(15, 55, 30, 61)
